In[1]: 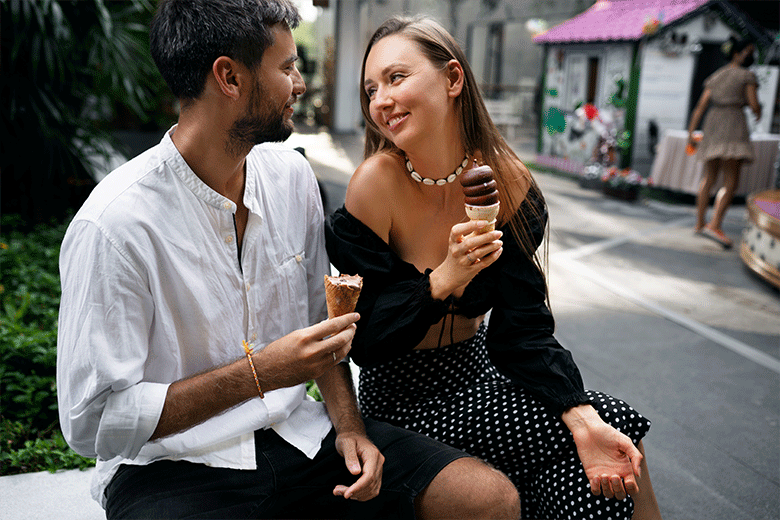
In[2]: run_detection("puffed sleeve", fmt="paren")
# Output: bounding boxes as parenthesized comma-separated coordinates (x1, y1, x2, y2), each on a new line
(485, 196, 590, 416)
(703, 72, 715, 91)
(745, 69, 758, 86)
(325, 207, 452, 366)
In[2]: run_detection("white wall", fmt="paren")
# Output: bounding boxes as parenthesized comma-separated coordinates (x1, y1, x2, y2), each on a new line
(599, 46, 632, 107)
(632, 41, 697, 166)
(332, 0, 363, 133)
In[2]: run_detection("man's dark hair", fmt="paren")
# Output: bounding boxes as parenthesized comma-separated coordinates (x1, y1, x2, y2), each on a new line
(150, 0, 300, 102)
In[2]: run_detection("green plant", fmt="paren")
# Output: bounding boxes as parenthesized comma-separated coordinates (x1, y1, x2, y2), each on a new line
(1, 418, 95, 475)
(0, 215, 94, 475)
(306, 380, 323, 401)
(1, 216, 66, 425)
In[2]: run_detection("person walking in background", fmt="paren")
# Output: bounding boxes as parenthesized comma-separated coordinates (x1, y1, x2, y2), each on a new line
(688, 36, 762, 248)
(326, 16, 663, 520)
(56, 1, 521, 518)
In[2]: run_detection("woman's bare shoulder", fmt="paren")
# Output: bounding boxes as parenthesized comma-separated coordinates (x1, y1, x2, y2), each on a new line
(345, 152, 403, 243)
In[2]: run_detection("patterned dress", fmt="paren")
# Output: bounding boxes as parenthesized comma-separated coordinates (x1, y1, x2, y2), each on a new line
(360, 324, 651, 519)
(698, 65, 757, 163)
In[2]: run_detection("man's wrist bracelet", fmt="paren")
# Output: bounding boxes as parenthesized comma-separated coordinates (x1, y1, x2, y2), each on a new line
(242, 340, 264, 398)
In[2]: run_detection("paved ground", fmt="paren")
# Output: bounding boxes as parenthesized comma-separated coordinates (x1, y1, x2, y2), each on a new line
(2, 125, 777, 519)
(539, 174, 779, 520)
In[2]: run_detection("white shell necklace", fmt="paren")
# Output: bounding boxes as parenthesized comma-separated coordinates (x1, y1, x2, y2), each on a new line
(405, 154, 470, 186)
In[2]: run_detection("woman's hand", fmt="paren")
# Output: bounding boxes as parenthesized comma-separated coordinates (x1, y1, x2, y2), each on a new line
(562, 404, 643, 500)
(429, 220, 503, 300)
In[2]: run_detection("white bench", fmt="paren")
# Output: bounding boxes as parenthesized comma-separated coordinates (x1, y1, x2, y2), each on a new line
(483, 99, 522, 141)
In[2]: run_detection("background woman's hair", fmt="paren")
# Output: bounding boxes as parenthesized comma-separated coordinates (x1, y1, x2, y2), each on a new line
(723, 35, 755, 59)
(359, 16, 552, 299)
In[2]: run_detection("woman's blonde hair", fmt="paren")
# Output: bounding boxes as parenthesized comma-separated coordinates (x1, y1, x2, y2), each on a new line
(359, 16, 548, 281)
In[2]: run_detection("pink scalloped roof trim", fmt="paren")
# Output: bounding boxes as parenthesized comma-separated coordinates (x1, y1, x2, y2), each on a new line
(533, 0, 711, 43)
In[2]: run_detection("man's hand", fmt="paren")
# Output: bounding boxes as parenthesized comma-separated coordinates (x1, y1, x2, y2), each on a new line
(563, 404, 642, 500)
(255, 313, 359, 393)
(149, 313, 358, 441)
(314, 356, 383, 502)
(332, 431, 385, 501)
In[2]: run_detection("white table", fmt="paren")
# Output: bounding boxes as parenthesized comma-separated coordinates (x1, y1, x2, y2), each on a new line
(649, 129, 780, 196)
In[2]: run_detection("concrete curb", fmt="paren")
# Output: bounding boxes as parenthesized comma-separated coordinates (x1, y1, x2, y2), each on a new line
(0, 468, 104, 520)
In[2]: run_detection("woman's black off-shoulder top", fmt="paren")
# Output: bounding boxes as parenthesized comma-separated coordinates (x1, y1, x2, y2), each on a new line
(324, 197, 590, 416)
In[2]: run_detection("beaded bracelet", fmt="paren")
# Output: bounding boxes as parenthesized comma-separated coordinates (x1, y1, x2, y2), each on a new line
(242, 340, 264, 398)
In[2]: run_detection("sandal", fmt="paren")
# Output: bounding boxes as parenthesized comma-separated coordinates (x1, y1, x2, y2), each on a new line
(700, 227, 733, 249)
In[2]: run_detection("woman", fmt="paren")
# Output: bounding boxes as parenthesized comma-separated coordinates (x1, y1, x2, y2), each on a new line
(325, 16, 662, 520)
(688, 36, 761, 248)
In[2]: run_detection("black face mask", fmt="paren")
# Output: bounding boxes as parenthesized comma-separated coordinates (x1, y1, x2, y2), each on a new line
(742, 53, 755, 68)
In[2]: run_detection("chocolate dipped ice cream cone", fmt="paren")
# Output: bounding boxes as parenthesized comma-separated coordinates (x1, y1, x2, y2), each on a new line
(460, 164, 500, 234)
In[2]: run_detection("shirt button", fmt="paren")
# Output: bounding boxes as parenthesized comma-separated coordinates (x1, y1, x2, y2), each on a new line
(246, 282, 251, 291)
(225, 235, 234, 244)
(251, 333, 258, 341)
(223, 201, 231, 210)
(295, 254, 303, 263)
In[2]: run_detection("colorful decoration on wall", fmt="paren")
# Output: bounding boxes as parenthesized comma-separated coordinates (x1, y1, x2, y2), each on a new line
(607, 76, 627, 108)
(541, 60, 635, 169)
(583, 103, 599, 120)
(545, 107, 567, 135)
(642, 12, 663, 35)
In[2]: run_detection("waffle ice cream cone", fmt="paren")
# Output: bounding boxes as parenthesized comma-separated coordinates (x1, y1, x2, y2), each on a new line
(465, 202, 500, 233)
(324, 274, 363, 318)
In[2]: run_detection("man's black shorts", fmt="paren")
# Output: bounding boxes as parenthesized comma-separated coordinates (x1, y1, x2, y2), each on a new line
(105, 418, 469, 519)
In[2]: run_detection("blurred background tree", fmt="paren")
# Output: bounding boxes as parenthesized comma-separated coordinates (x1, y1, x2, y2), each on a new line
(0, 0, 176, 227)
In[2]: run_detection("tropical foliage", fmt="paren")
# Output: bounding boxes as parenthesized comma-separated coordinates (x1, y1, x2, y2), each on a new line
(0, 0, 173, 226)
(0, 0, 173, 474)
(0, 215, 96, 475)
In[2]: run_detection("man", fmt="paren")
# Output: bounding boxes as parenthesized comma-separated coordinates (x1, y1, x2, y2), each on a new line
(57, 0, 520, 518)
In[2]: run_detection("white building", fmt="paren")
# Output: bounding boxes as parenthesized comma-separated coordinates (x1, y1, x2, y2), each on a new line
(532, 0, 777, 175)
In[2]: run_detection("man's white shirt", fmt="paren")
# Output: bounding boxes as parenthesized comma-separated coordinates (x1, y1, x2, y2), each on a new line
(57, 128, 332, 506)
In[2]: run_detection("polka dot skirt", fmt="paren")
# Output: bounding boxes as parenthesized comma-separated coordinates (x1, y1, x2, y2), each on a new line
(359, 324, 651, 520)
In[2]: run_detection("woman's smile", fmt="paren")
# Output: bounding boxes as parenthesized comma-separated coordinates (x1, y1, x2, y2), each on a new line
(386, 113, 408, 132)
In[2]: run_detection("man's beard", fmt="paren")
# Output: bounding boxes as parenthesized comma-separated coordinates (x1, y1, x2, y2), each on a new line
(226, 85, 294, 156)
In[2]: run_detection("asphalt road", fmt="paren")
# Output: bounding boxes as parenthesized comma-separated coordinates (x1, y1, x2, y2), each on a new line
(540, 173, 779, 520)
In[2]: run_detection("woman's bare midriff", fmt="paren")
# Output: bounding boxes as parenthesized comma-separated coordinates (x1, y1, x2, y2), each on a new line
(414, 313, 485, 350)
